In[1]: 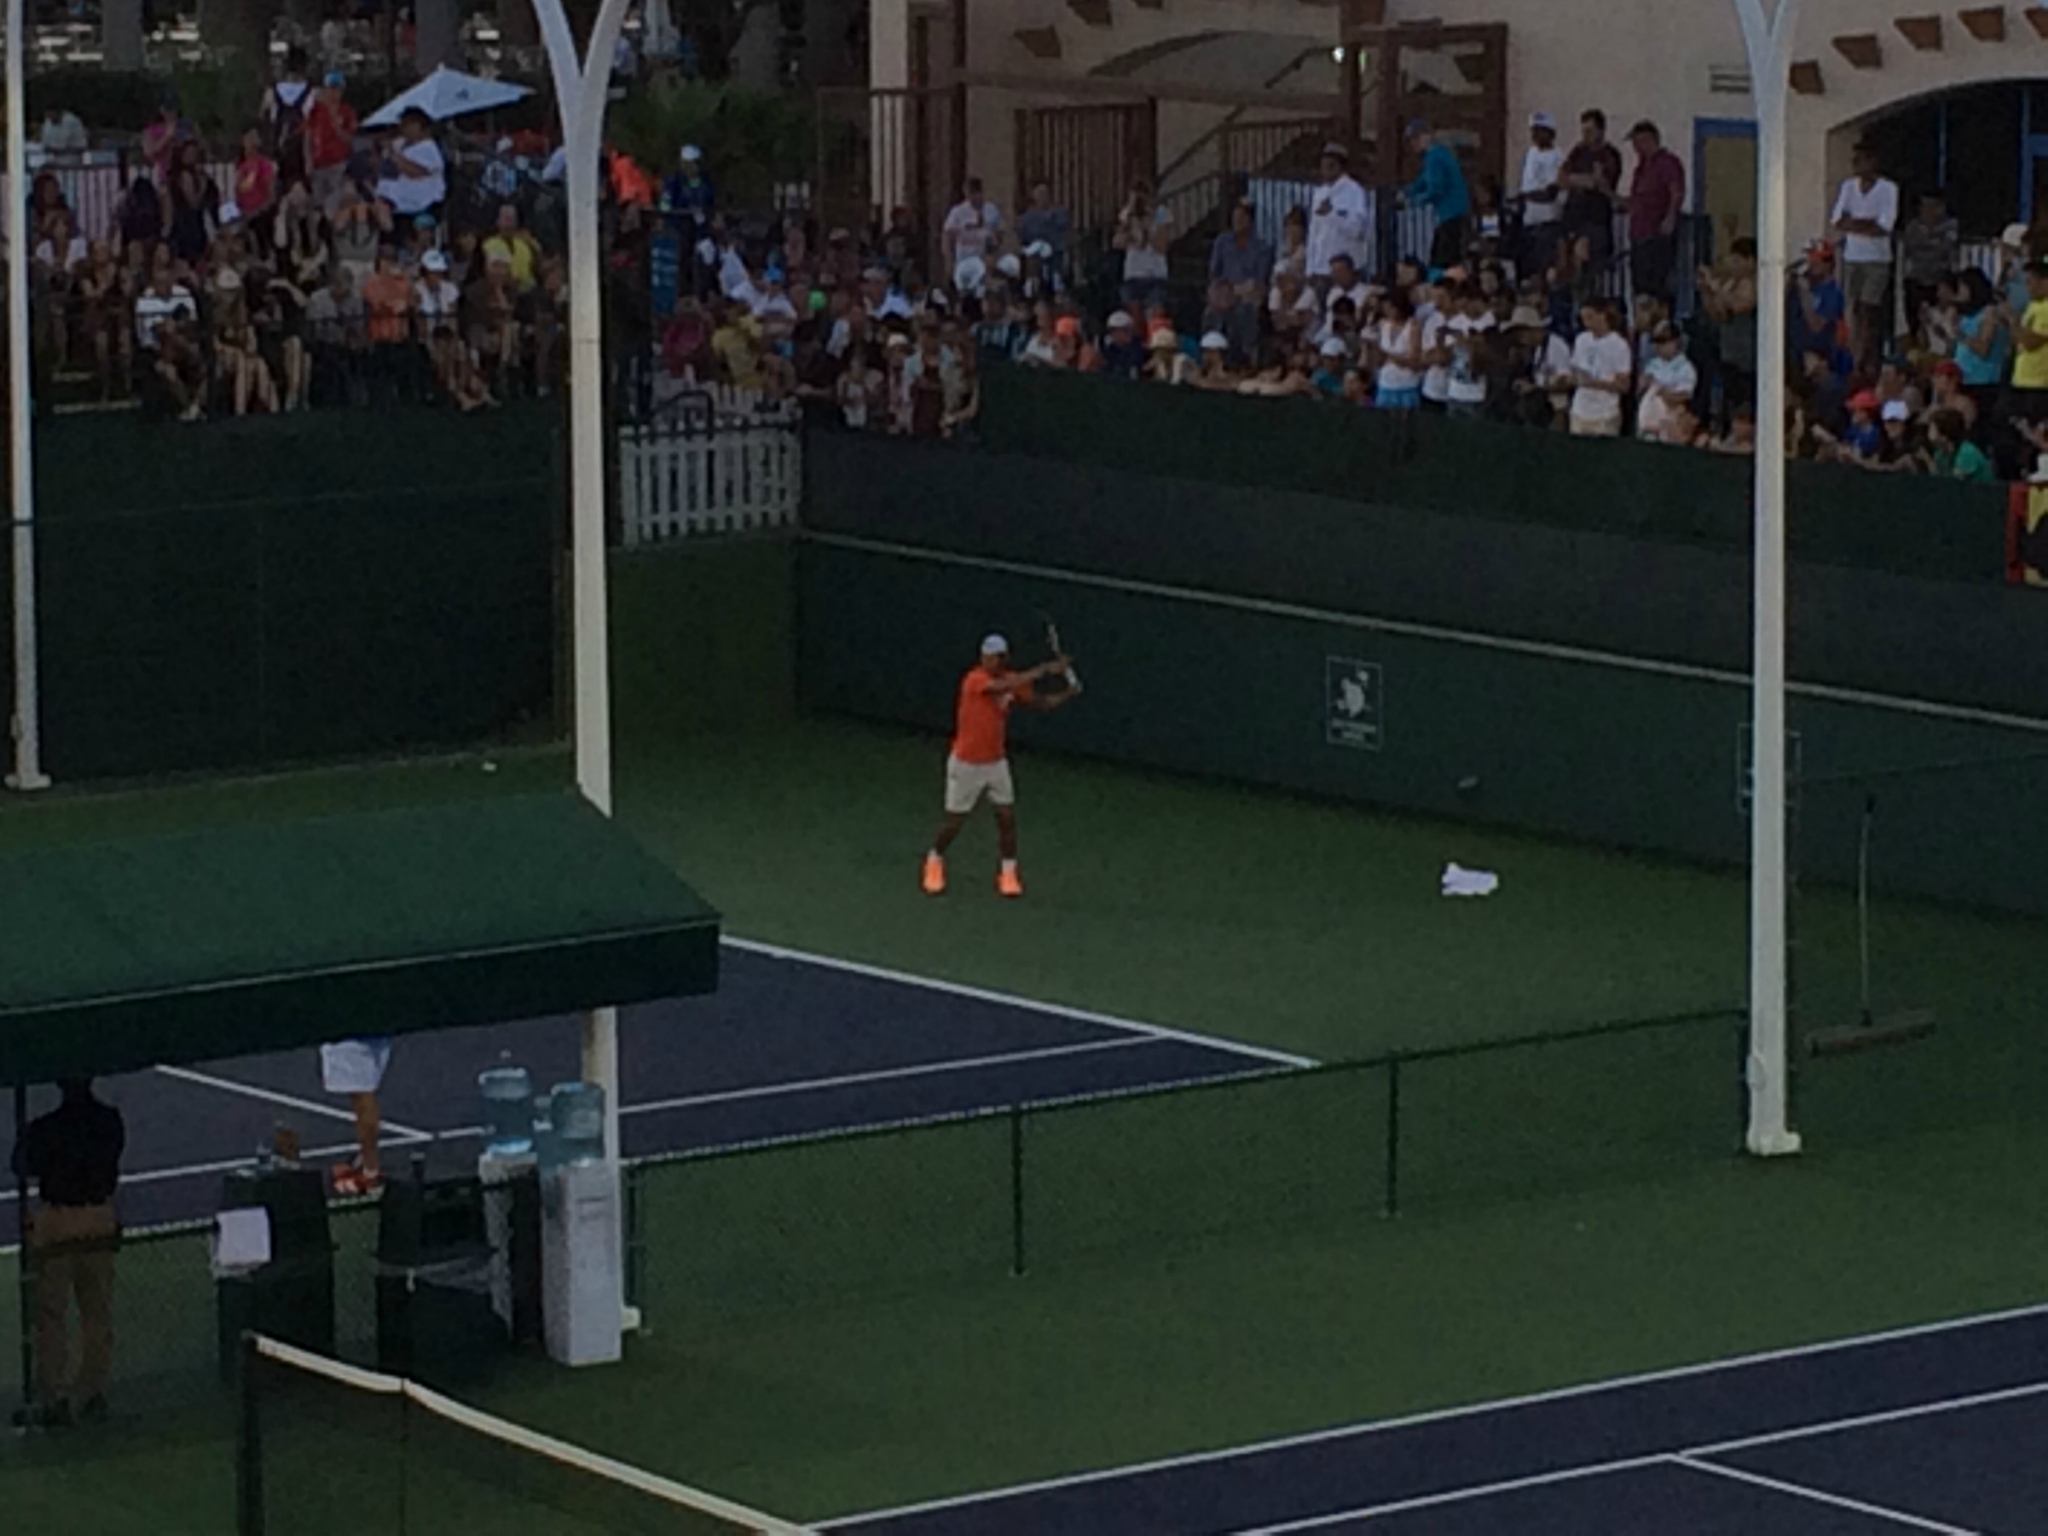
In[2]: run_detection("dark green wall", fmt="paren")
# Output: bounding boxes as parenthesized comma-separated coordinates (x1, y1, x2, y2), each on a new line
(1, 406, 562, 783)
(978, 369, 2009, 584)
(799, 537, 2048, 917)
(808, 431, 2048, 720)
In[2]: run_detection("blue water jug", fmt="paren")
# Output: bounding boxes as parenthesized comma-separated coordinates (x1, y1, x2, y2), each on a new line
(477, 1058, 534, 1157)
(550, 1082, 606, 1165)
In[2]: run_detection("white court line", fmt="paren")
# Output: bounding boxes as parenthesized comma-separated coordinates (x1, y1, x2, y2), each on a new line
(1689, 1379, 2048, 1458)
(724, 936, 1317, 1069)
(624, 1035, 1165, 1116)
(154, 1063, 435, 1141)
(815, 1301, 2048, 1528)
(1670, 1456, 1979, 1535)
(1227, 1456, 1670, 1531)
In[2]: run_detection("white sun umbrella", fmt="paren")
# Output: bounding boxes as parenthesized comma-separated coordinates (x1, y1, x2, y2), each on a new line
(364, 65, 533, 127)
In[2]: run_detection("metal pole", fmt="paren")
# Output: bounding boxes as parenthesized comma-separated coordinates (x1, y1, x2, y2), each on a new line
(5, 0, 48, 794)
(13, 1083, 30, 1414)
(533, 0, 636, 1313)
(1382, 1058, 1401, 1217)
(1008, 1104, 1025, 1276)
(1736, 0, 1800, 1157)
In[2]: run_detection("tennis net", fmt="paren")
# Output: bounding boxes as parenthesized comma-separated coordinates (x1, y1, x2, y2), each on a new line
(237, 1334, 813, 1535)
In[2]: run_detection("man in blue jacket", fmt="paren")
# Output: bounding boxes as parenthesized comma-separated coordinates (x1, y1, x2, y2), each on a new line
(1402, 119, 1471, 275)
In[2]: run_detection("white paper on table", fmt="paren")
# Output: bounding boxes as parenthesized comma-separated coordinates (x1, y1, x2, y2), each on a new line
(210, 1207, 273, 1277)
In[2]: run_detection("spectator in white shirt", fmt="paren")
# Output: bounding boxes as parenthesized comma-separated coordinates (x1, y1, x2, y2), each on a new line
(1445, 283, 1496, 418)
(1518, 111, 1564, 272)
(1831, 142, 1899, 370)
(38, 106, 87, 154)
(1568, 299, 1633, 436)
(1418, 279, 1454, 411)
(1371, 287, 1425, 409)
(375, 110, 446, 219)
(1305, 142, 1369, 280)
(1635, 321, 1699, 443)
(941, 178, 1003, 294)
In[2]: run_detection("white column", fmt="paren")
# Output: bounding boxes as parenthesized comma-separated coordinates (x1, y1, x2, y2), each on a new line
(6, 0, 48, 794)
(1736, 0, 1799, 1157)
(533, 0, 634, 1302)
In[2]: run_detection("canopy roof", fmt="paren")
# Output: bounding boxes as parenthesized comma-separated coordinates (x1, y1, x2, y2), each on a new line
(0, 793, 719, 1084)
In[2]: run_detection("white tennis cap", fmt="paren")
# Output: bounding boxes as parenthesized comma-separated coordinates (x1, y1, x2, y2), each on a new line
(981, 633, 1010, 655)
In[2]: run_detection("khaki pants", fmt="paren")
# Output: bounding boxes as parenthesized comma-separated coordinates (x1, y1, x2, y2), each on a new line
(28, 1203, 117, 1406)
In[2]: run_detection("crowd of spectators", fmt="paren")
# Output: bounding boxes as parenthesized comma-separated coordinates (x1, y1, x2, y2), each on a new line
(29, 62, 2048, 487)
(652, 106, 2025, 486)
(26, 49, 574, 421)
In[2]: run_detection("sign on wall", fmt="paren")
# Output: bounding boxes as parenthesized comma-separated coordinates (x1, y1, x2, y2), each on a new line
(1326, 657, 1384, 751)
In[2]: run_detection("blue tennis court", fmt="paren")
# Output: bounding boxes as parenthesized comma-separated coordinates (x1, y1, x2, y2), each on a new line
(0, 941, 1300, 1233)
(824, 1304, 2048, 1534)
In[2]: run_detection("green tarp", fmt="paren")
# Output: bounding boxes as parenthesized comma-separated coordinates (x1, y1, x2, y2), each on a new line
(0, 793, 720, 1083)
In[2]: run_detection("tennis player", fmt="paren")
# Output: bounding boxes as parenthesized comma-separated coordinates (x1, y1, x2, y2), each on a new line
(320, 1036, 393, 1195)
(922, 633, 1075, 898)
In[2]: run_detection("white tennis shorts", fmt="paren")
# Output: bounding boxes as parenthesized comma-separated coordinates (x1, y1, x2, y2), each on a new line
(944, 753, 1015, 814)
(320, 1038, 393, 1096)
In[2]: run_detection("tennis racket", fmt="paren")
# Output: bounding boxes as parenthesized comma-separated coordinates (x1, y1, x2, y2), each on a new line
(1034, 607, 1082, 695)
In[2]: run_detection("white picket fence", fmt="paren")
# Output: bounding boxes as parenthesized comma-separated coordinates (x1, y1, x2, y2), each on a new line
(617, 393, 803, 544)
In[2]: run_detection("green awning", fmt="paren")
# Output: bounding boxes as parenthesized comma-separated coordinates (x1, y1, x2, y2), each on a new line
(0, 793, 720, 1084)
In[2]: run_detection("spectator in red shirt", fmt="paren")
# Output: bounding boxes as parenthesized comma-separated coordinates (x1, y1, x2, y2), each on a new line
(1626, 120, 1686, 306)
(304, 71, 358, 210)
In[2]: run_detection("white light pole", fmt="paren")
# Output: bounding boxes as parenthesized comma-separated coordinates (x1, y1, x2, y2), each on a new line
(531, 0, 633, 1294)
(5, 0, 49, 794)
(1735, 0, 1801, 1157)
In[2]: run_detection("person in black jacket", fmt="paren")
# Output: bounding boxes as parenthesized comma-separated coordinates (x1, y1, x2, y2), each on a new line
(13, 1079, 126, 1429)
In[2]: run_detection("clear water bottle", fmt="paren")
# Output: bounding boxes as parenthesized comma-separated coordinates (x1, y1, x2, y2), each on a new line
(550, 1081, 606, 1165)
(478, 1055, 535, 1157)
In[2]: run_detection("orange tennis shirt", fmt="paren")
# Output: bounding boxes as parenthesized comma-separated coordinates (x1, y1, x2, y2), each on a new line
(951, 666, 1031, 764)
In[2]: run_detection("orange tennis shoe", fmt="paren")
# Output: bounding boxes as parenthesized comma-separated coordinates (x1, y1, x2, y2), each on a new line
(997, 865, 1024, 899)
(921, 853, 947, 895)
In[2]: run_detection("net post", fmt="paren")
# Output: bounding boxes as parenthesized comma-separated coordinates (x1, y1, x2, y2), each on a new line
(13, 1082, 29, 1417)
(1382, 1058, 1402, 1219)
(1008, 1103, 1026, 1277)
(236, 1333, 264, 1536)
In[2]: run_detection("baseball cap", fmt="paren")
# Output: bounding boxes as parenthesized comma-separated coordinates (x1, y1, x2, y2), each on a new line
(981, 634, 1010, 656)
(1529, 110, 1556, 131)
(422, 248, 448, 271)
(1200, 330, 1229, 350)
(1107, 310, 1134, 329)
(1507, 304, 1547, 330)
(1404, 118, 1431, 139)
(1847, 389, 1881, 412)
(680, 144, 702, 162)
(1023, 240, 1054, 260)
(1321, 140, 1350, 160)
(323, 70, 344, 87)
(1319, 336, 1348, 357)
(996, 253, 1022, 277)
(2003, 221, 2032, 249)
(1881, 399, 1910, 422)
(1147, 329, 1179, 351)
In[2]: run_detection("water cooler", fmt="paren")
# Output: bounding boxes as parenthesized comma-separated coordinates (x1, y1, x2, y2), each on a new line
(480, 1063, 620, 1367)
(539, 1082, 622, 1367)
